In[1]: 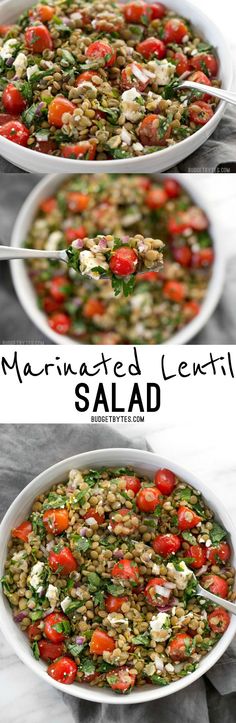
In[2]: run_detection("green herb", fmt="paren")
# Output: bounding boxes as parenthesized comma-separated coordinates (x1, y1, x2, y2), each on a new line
(22, 103, 46, 128)
(84, 469, 101, 486)
(87, 572, 101, 591)
(67, 641, 87, 657)
(177, 487, 192, 501)
(80, 658, 95, 675)
(71, 489, 88, 507)
(106, 673, 118, 685)
(210, 522, 227, 544)
(106, 583, 125, 596)
(112, 274, 136, 298)
(94, 590, 105, 607)
(96, 105, 120, 124)
(197, 232, 212, 249)
(150, 675, 168, 685)
(42, 493, 67, 510)
(153, 504, 162, 517)
(19, 81, 33, 102)
(98, 660, 114, 673)
(184, 577, 198, 601)
(132, 633, 150, 646)
(0, 575, 11, 592)
(108, 148, 132, 160)
(32, 641, 40, 660)
(163, 78, 180, 100)
(64, 600, 84, 615)
(66, 246, 81, 272)
(178, 663, 197, 677)
(72, 535, 91, 553)
(182, 531, 197, 545)
(30, 610, 43, 621)
(61, 49, 75, 66)
(53, 620, 71, 634)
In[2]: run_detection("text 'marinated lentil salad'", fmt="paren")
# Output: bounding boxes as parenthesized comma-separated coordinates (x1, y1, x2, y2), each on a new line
(26, 174, 214, 343)
(1, 466, 235, 693)
(0, 1, 220, 160)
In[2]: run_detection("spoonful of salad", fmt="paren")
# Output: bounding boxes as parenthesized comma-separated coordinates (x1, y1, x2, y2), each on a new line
(0, 234, 164, 296)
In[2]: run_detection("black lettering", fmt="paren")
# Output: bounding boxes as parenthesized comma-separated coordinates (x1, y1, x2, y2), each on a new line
(1, 351, 22, 383)
(93, 383, 109, 412)
(112, 383, 125, 411)
(147, 383, 161, 411)
(128, 383, 144, 412)
(75, 383, 89, 411)
(161, 353, 176, 381)
(129, 347, 141, 376)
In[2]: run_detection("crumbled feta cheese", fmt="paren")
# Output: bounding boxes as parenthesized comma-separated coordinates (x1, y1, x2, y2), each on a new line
(13, 52, 27, 78)
(147, 59, 175, 86)
(121, 127, 132, 145)
(85, 516, 97, 526)
(61, 596, 72, 612)
(121, 88, 144, 122)
(45, 231, 63, 251)
(150, 613, 171, 642)
(107, 613, 129, 626)
(205, 539, 212, 547)
(79, 250, 109, 279)
(27, 64, 39, 81)
(0, 39, 18, 60)
(130, 292, 153, 318)
(46, 584, 58, 610)
(122, 212, 142, 227)
(152, 563, 161, 575)
(154, 654, 164, 672)
(29, 561, 45, 591)
(165, 663, 175, 673)
(167, 561, 193, 590)
(12, 551, 26, 561)
(133, 142, 144, 152)
(144, 662, 156, 677)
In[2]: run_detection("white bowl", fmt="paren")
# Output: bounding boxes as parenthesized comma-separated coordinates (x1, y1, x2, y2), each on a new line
(0, 447, 235, 704)
(0, 0, 233, 173)
(10, 172, 225, 345)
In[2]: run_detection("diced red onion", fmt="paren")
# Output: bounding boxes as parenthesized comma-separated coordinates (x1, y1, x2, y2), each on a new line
(80, 527, 88, 537)
(97, 237, 107, 250)
(6, 57, 14, 67)
(72, 238, 84, 249)
(35, 102, 45, 117)
(196, 565, 208, 576)
(75, 635, 85, 645)
(155, 597, 178, 612)
(14, 611, 27, 622)
(113, 548, 124, 559)
(46, 541, 55, 552)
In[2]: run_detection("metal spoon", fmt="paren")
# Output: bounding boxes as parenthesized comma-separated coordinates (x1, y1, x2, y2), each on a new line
(0, 245, 68, 263)
(179, 80, 236, 107)
(196, 581, 236, 615)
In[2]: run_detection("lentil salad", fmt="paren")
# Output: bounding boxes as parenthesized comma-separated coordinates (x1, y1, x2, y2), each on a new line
(1, 465, 235, 693)
(0, 1, 220, 160)
(26, 174, 214, 343)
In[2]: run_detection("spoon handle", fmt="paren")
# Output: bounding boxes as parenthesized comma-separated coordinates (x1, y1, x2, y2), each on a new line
(197, 585, 236, 615)
(0, 246, 62, 261)
(180, 81, 236, 106)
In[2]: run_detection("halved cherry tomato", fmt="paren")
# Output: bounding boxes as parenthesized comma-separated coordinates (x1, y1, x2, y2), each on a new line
(178, 506, 201, 530)
(188, 71, 212, 101)
(105, 595, 128, 613)
(136, 486, 162, 512)
(149, 2, 166, 20)
(163, 178, 181, 198)
(35, 4, 54, 22)
(2, 84, 26, 115)
(25, 24, 53, 52)
(182, 206, 208, 231)
(123, 2, 151, 24)
(136, 37, 166, 60)
(168, 212, 191, 235)
(0, 25, 12, 36)
(27, 622, 42, 641)
(106, 667, 136, 693)
(40, 197, 57, 214)
(43, 297, 61, 314)
(189, 100, 213, 126)
(65, 227, 86, 244)
(11, 520, 32, 542)
(0, 113, 19, 125)
(112, 558, 139, 583)
(124, 475, 141, 495)
(144, 577, 172, 606)
(172, 245, 192, 267)
(202, 574, 228, 599)
(61, 140, 97, 160)
(34, 139, 56, 155)
(47, 656, 77, 684)
(208, 607, 230, 633)
(207, 542, 231, 565)
(44, 612, 70, 643)
(48, 546, 77, 574)
(109, 507, 138, 535)
(49, 312, 71, 335)
(154, 468, 176, 495)
(49, 276, 69, 302)
(169, 633, 194, 660)
(163, 280, 186, 303)
(136, 270, 158, 282)
(67, 192, 90, 212)
(152, 533, 181, 557)
(190, 53, 219, 78)
(191, 248, 214, 268)
(121, 63, 150, 92)
(90, 629, 115, 654)
(38, 640, 64, 661)
(83, 298, 105, 318)
(86, 41, 116, 67)
(173, 51, 190, 76)
(183, 301, 200, 319)
(146, 187, 168, 209)
(187, 544, 207, 569)
(109, 247, 138, 276)
(48, 97, 75, 128)
(43, 508, 69, 535)
(84, 507, 105, 525)
(164, 18, 188, 43)
(0, 120, 29, 146)
(138, 114, 171, 146)
(76, 71, 100, 86)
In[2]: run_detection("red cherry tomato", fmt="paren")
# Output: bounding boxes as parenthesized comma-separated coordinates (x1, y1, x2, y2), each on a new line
(35, 4, 54, 23)
(191, 248, 214, 268)
(49, 312, 71, 335)
(163, 178, 181, 198)
(136, 37, 166, 60)
(34, 139, 56, 155)
(173, 51, 190, 76)
(67, 192, 90, 212)
(144, 577, 172, 606)
(27, 622, 42, 641)
(90, 629, 115, 654)
(76, 71, 100, 86)
(48, 546, 77, 575)
(124, 475, 141, 495)
(86, 41, 116, 67)
(105, 595, 128, 613)
(49, 276, 69, 302)
(202, 574, 228, 599)
(189, 100, 213, 126)
(190, 53, 219, 78)
(0, 120, 29, 146)
(146, 187, 168, 209)
(168, 212, 191, 235)
(44, 612, 70, 643)
(164, 18, 188, 43)
(48, 97, 75, 128)
(149, 2, 166, 20)
(38, 640, 64, 661)
(163, 280, 186, 303)
(43, 508, 69, 535)
(183, 206, 209, 232)
(172, 245, 192, 267)
(136, 270, 158, 282)
(83, 298, 105, 318)
(187, 544, 207, 569)
(183, 301, 200, 319)
(0, 25, 12, 36)
(112, 558, 139, 583)
(121, 63, 150, 92)
(152, 533, 181, 557)
(40, 197, 57, 214)
(11, 520, 32, 542)
(47, 656, 77, 684)
(138, 114, 171, 146)
(169, 633, 194, 660)
(136, 486, 162, 512)
(61, 140, 97, 160)
(178, 506, 201, 531)
(109, 247, 138, 276)
(207, 542, 231, 565)
(106, 667, 136, 693)
(65, 227, 86, 244)
(84, 507, 105, 525)
(43, 297, 61, 314)
(123, 2, 151, 24)
(0, 113, 19, 125)
(2, 84, 26, 115)
(208, 607, 230, 633)
(25, 24, 53, 52)
(136, 176, 152, 191)
(154, 468, 176, 495)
